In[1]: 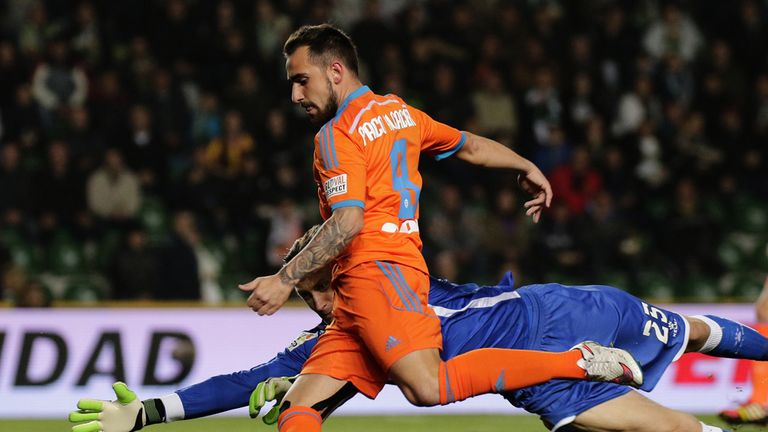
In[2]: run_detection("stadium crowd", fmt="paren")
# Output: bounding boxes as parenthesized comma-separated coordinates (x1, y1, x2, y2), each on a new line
(0, 0, 766, 306)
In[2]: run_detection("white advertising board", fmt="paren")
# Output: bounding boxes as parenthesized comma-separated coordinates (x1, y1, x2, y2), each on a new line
(0, 304, 757, 417)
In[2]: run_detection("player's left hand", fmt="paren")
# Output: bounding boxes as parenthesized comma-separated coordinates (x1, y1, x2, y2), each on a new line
(68, 382, 146, 432)
(239, 273, 294, 315)
(518, 165, 553, 223)
(249, 376, 296, 424)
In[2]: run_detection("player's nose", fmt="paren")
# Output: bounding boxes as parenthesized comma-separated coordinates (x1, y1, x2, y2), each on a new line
(291, 85, 303, 104)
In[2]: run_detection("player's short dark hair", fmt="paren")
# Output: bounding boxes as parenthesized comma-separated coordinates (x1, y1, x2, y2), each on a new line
(283, 24, 359, 76)
(283, 224, 322, 264)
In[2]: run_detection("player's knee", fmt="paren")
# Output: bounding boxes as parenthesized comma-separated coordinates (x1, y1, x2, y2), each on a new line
(398, 379, 441, 407)
(683, 316, 710, 352)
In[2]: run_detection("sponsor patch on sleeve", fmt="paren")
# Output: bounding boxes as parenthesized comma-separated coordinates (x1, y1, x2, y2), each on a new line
(324, 174, 348, 199)
(286, 331, 319, 352)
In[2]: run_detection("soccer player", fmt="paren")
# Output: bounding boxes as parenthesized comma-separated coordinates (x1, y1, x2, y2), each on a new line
(69, 228, 759, 432)
(719, 276, 768, 425)
(236, 24, 638, 432)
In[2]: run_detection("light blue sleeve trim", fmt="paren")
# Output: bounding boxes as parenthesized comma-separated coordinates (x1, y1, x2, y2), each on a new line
(434, 132, 467, 161)
(330, 199, 365, 210)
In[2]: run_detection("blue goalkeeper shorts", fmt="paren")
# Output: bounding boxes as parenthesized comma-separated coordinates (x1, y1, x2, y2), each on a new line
(505, 283, 689, 430)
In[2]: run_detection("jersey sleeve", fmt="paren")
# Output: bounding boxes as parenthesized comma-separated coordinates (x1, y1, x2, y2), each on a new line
(175, 325, 322, 419)
(314, 123, 366, 211)
(410, 106, 467, 161)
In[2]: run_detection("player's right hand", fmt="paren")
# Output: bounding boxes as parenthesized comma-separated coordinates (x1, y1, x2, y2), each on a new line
(517, 165, 552, 224)
(69, 382, 146, 432)
(240, 273, 294, 315)
(249, 376, 296, 425)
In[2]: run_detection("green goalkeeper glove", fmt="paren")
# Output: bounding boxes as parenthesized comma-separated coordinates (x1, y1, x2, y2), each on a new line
(69, 382, 146, 432)
(249, 376, 296, 425)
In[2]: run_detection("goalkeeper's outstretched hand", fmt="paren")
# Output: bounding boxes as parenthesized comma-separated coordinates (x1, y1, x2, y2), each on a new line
(249, 376, 296, 425)
(69, 382, 146, 432)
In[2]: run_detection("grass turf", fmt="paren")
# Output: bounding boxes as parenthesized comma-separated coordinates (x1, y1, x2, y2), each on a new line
(0, 414, 744, 431)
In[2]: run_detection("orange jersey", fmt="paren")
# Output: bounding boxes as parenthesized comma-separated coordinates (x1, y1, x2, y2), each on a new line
(313, 85, 465, 276)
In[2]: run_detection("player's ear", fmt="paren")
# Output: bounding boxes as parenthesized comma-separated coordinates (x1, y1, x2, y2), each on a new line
(329, 61, 344, 85)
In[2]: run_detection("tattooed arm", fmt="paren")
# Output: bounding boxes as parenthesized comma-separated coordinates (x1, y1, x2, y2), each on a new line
(278, 206, 363, 286)
(239, 206, 363, 315)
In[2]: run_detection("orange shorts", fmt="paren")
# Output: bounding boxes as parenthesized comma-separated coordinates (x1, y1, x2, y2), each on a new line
(301, 260, 442, 398)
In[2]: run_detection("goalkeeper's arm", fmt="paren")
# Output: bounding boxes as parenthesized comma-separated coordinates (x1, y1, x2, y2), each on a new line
(69, 328, 315, 430)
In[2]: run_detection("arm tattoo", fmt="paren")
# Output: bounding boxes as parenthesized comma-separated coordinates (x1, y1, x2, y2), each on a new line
(279, 215, 357, 285)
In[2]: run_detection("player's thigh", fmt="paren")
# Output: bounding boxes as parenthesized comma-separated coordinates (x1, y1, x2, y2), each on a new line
(571, 391, 701, 432)
(282, 373, 353, 416)
(388, 347, 442, 406)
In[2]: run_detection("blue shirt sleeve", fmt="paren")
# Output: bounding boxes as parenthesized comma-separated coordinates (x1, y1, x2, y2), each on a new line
(176, 323, 324, 419)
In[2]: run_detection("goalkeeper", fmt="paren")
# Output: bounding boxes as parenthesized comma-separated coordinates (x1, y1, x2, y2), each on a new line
(70, 227, 762, 431)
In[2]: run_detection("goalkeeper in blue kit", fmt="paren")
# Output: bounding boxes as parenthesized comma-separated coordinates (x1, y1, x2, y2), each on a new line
(71, 229, 764, 431)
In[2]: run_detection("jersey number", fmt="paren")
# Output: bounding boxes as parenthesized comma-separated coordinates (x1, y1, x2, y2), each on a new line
(389, 139, 421, 219)
(641, 302, 669, 344)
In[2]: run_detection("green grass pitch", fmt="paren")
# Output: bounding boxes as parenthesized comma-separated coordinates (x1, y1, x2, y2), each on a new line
(0, 414, 744, 432)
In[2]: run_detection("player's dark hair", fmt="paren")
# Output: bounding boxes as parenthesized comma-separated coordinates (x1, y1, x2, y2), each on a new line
(283, 224, 323, 264)
(283, 24, 359, 76)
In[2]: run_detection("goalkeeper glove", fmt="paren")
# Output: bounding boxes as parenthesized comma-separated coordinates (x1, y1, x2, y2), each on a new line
(249, 376, 296, 425)
(68, 382, 146, 432)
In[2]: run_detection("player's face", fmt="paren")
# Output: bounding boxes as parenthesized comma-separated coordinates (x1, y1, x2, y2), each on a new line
(286, 46, 338, 126)
(295, 266, 334, 323)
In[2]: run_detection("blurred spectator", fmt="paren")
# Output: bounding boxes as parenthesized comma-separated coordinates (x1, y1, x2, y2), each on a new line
(265, 199, 304, 269)
(150, 0, 198, 66)
(158, 211, 201, 301)
(143, 68, 189, 138)
(0, 41, 26, 113)
(171, 146, 221, 224)
(253, 0, 292, 62)
(524, 66, 562, 145)
(471, 68, 517, 137)
(657, 54, 695, 106)
(192, 92, 222, 145)
(16, 0, 65, 58)
(532, 125, 571, 175)
(68, 2, 103, 66)
(599, 146, 637, 212)
(110, 225, 157, 300)
(0, 143, 31, 225)
(2, 265, 51, 307)
(33, 140, 85, 234)
(661, 178, 720, 278)
(584, 191, 631, 277)
(424, 63, 473, 129)
(634, 121, 667, 189)
(225, 65, 270, 136)
(65, 107, 100, 173)
(120, 104, 165, 189)
(705, 40, 746, 105)
(752, 74, 768, 140)
(731, 0, 767, 74)
(432, 250, 460, 282)
(533, 201, 588, 279)
(86, 148, 141, 225)
(89, 71, 130, 138)
(31, 39, 88, 126)
(204, 110, 255, 179)
(565, 73, 598, 139)
(642, 3, 702, 63)
(550, 146, 603, 215)
(612, 76, 662, 136)
(5, 83, 41, 147)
